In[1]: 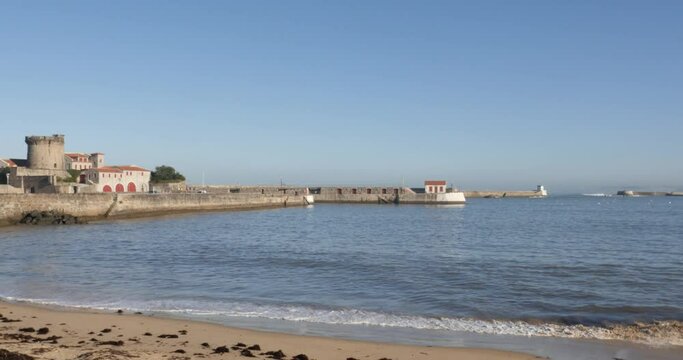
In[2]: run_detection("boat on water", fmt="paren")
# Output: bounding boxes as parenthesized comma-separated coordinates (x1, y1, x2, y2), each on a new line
(582, 193, 611, 197)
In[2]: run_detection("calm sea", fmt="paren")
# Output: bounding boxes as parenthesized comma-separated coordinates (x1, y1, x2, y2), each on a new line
(0, 196, 681, 355)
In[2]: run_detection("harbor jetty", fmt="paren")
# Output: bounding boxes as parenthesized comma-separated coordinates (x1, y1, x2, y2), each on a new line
(464, 185, 548, 198)
(312, 181, 466, 205)
(617, 190, 682, 197)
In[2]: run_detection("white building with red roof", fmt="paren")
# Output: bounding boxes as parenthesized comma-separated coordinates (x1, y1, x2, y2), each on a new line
(65, 153, 92, 170)
(424, 180, 447, 194)
(83, 165, 150, 193)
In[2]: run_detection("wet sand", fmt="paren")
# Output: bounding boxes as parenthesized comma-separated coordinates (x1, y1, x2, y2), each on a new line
(0, 300, 539, 360)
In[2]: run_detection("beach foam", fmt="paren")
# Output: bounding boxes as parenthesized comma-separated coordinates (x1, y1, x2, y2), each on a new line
(3, 296, 681, 347)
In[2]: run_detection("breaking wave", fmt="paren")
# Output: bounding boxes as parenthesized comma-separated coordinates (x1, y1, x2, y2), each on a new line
(3, 296, 681, 347)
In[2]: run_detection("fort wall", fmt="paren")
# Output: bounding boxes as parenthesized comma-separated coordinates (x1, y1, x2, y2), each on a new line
(189, 185, 309, 196)
(25, 135, 66, 171)
(0, 185, 23, 194)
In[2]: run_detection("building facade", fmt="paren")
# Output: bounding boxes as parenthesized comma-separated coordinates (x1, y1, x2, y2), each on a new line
(83, 166, 151, 193)
(64, 153, 105, 171)
(65, 153, 92, 170)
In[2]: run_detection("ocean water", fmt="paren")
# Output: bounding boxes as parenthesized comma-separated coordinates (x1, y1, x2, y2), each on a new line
(0, 196, 682, 356)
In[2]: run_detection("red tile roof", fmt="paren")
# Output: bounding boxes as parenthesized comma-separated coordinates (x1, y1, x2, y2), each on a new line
(89, 165, 150, 173)
(66, 153, 93, 160)
(115, 165, 149, 172)
(91, 166, 121, 173)
(424, 180, 447, 186)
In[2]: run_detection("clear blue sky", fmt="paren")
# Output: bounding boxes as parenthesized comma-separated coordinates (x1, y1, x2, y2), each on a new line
(1, 1, 681, 193)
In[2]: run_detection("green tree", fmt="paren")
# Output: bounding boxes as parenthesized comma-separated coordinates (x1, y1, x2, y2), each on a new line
(63, 169, 81, 183)
(151, 165, 186, 183)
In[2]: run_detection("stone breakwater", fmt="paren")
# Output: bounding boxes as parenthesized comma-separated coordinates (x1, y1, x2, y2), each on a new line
(312, 187, 467, 204)
(0, 193, 309, 227)
(463, 190, 546, 198)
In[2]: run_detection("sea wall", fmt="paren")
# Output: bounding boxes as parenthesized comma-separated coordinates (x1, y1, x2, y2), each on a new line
(108, 193, 307, 218)
(464, 190, 546, 198)
(0, 193, 113, 226)
(0, 193, 308, 227)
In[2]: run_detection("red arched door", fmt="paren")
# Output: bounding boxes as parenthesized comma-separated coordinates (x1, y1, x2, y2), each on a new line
(115, 184, 125, 193)
(103, 185, 112, 193)
(127, 182, 136, 193)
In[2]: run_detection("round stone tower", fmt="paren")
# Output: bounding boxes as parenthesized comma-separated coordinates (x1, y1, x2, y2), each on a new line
(25, 134, 66, 170)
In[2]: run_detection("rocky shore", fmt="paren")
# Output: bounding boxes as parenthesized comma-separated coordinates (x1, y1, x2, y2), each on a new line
(18, 211, 84, 226)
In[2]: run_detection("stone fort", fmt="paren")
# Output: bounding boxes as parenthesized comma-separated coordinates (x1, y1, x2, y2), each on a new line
(2, 134, 150, 194)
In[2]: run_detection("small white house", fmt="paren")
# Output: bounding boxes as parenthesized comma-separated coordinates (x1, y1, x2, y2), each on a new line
(425, 180, 447, 194)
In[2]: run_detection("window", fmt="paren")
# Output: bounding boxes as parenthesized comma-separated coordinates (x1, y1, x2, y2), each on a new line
(440, 186, 444, 192)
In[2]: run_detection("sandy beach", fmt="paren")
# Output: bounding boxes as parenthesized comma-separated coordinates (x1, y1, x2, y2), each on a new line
(0, 301, 539, 360)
